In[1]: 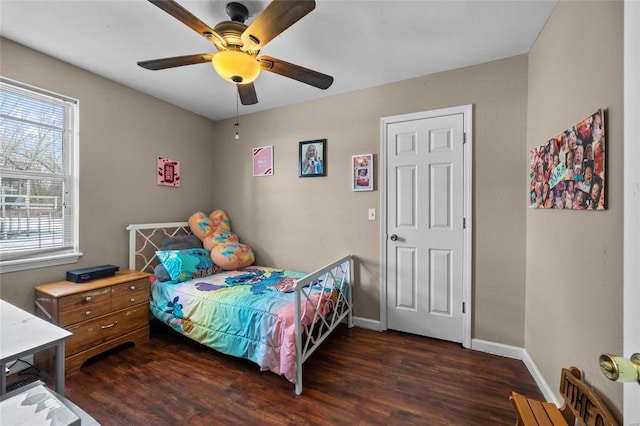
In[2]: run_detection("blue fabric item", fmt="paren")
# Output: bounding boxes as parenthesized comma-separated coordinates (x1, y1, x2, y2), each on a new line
(153, 263, 172, 282)
(156, 248, 220, 282)
(149, 266, 331, 383)
(153, 234, 203, 282)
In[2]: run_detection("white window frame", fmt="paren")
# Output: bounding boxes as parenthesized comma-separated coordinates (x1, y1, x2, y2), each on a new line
(0, 77, 81, 273)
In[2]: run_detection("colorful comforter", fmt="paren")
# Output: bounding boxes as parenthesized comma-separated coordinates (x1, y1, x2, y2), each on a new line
(150, 266, 333, 383)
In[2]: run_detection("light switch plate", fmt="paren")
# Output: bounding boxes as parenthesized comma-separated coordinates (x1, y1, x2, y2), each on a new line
(368, 208, 376, 220)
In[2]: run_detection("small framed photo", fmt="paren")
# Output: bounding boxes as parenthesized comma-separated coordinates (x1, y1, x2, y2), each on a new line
(299, 139, 326, 177)
(252, 145, 273, 177)
(352, 154, 373, 191)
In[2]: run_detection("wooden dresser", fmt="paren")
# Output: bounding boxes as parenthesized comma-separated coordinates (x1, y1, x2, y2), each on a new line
(34, 270, 151, 375)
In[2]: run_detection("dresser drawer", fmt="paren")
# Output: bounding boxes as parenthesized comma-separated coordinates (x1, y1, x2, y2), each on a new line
(58, 288, 110, 312)
(58, 300, 111, 327)
(111, 278, 149, 297)
(65, 304, 149, 357)
(111, 289, 149, 310)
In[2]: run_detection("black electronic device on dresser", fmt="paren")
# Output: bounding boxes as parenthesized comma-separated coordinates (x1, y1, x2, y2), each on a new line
(66, 265, 120, 283)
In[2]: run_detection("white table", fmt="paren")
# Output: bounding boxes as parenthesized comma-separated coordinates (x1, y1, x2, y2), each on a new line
(0, 299, 72, 396)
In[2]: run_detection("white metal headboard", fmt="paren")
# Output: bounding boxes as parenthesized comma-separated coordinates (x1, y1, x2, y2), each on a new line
(126, 222, 191, 273)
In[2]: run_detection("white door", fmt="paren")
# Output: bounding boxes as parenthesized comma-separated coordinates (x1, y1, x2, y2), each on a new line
(382, 106, 471, 345)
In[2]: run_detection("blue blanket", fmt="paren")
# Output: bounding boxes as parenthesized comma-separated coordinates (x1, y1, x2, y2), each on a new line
(150, 266, 331, 383)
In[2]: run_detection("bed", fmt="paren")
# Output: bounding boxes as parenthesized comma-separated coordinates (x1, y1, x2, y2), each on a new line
(127, 222, 353, 394)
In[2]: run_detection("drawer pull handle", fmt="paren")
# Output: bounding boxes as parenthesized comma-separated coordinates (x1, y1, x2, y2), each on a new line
(85, 296, 92, 302)
(85, 310, 91, 316)
(129, 285, 136, 290)
(130, 298, 136, 303)
(101, 320, 119, 329)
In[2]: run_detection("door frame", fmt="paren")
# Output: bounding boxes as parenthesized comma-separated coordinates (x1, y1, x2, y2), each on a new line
(624, 0, 640, 420)
(379, 104, 473, 348)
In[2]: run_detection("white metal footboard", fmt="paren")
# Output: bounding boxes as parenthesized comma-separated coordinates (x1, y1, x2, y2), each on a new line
(294, 255, 353, 395)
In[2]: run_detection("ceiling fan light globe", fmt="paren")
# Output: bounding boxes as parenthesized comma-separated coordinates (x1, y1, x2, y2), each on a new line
(213, 50, 260, 84)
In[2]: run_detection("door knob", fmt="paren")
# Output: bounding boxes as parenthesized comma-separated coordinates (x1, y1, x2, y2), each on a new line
(390, 234, 398, 241)
(599, 353, 640, 382)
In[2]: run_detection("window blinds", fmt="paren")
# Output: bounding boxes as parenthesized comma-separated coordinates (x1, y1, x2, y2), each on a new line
(0, 77, 78, 260)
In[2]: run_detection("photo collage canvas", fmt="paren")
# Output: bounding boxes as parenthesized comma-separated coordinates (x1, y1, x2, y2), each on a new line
(529, 109, 605, 210)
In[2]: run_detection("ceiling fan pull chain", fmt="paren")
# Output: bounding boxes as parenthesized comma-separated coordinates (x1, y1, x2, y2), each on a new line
(234, 91, 240, 140)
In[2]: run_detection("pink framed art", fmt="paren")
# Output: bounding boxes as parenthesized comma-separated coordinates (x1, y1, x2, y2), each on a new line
(253, 146, 273, 177)
(157, 157, 180, 187)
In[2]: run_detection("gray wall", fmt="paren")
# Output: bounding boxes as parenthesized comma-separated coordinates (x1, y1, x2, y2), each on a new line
(210, 56, 529, 344)
(1, 37, 529, 347)
(0, 38, 217, 310)
(526, 1, 623, 417)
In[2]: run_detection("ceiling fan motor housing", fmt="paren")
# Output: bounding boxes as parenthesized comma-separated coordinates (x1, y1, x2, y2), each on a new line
(213, 21, 248, 50)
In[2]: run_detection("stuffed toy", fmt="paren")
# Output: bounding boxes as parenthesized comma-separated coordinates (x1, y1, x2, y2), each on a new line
(187, 211, 215, 240)
(203, 230, 238, 251)
(188, 210, 255, 270)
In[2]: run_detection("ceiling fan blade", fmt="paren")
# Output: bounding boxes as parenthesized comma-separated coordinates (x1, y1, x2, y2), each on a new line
(238, 83, 258, 105)
(241, 0, 315, 51)
(259, 56, 333, 90)
(148, 0, 225, 49)
(138, 53, 214, 70)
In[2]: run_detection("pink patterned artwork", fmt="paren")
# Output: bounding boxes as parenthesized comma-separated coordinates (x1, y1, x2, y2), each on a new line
(253, 146, 273, 177)
(157, 157, 180, 187)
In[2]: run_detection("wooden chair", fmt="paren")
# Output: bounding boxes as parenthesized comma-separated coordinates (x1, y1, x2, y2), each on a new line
(510, 366, 618, 425)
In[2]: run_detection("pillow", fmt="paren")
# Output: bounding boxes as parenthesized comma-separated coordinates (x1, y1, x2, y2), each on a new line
(161, 234, 203, 250)
(153, 234, 203, 281)
(157, 248, 222, 282)
(153, 263, 172, 282)
(188, 211, 215, 240)
(210, 243, 255, 270)
(203, 230, 239, 251)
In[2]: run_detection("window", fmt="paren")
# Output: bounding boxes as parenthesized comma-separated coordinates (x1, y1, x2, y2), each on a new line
(0, 77, 81, 272)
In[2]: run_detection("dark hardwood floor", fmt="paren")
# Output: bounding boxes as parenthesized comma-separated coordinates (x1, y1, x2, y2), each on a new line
(56, 321, 542, 425)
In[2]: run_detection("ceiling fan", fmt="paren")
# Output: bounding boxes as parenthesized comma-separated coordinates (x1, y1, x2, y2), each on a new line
(137, 0, 334, 106)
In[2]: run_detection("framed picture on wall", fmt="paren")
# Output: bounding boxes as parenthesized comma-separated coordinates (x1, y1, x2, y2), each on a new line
(352, 154, 373, 191)
(299, 139, 326, 177)
(529, 109, 605, 210)
(157, 157, 180, 187)
(252, 146, 273, 177)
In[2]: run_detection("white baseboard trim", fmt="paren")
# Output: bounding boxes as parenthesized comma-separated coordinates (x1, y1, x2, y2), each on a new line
(521, 349, 560, 406)
(352, 316, 381, 331)
(471, 338, 525, 359)
(471, 339, 558, 406)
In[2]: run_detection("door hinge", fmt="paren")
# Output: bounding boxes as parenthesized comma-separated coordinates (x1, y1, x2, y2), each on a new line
(463, 133, 467, 144)
(462, 302, 466, 314)
(463, 217, 466, 229)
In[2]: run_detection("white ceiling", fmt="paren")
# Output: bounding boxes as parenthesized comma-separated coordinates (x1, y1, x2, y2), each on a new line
(0, 0, 557, 121)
